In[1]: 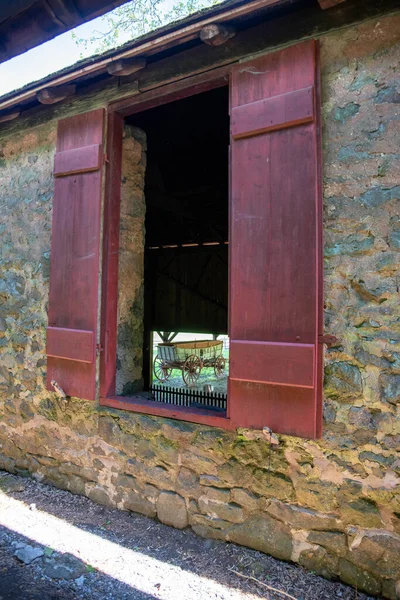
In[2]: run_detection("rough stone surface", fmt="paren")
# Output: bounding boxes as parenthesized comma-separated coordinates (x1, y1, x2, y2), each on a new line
(0, 473, 25, 492)
(228, 514, 293, 561)
(14, 545, 44, 564)
(0, 12, 399, 600)
(116, 126, 146, 395)
(44, 553, 87, 580)
(157, 492, 188, 529)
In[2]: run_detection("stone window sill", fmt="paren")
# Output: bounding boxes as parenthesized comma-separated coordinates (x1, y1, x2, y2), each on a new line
(100, 395, 231, 429)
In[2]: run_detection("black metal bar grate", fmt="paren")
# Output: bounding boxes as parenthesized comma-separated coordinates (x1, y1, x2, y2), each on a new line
(150, 385, 227, 411)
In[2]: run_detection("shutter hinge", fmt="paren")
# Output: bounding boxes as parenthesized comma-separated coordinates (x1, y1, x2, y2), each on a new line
(319, 334, 339, 348)
(96, 343, 104, 355)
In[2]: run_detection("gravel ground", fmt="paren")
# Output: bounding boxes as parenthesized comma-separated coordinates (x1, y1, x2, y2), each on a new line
(0, 472, 375, 600)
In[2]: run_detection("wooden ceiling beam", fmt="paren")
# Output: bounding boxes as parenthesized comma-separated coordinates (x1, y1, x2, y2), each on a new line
(318, 0, 347, 9)
(200, 24, 236, 46)
(37, 84, 76, 104)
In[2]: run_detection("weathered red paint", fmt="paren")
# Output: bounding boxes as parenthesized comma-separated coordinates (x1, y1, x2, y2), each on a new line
(100, 110, 124, 400)
(228, 40, 323, 438)
(53, 143, 102, 176)
(46, 327, 94, 363)
(46, 108, 105, 400)
(230, 341, 315, 388)
(100, 396, 231, 429)
(231, 86, 314, 139)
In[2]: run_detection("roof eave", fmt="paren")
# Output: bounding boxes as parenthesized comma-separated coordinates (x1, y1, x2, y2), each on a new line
(0, 0, 293, 114)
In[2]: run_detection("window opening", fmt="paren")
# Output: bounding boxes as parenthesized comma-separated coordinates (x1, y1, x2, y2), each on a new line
(118, 86, 230, 411)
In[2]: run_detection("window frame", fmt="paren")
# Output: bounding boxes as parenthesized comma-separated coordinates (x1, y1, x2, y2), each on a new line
(99, 66, 234, 429)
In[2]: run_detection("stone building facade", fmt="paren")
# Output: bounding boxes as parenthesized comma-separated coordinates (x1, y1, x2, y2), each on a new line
(0, 9, 399, 599)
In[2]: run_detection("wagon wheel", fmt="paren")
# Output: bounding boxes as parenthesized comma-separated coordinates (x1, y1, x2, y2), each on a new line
(214, 355, 226, 379)
(182, 354, 202, 387)
(153, 355, 172, 382)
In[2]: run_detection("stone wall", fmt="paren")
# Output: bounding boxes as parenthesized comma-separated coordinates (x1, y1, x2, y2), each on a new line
(116, 126, 147, 395)
(0, 12, 399, 599)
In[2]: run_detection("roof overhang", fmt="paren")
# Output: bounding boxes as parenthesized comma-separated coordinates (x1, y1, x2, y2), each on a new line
(0, 1, 131, 64)
(0, 0, 298, 116)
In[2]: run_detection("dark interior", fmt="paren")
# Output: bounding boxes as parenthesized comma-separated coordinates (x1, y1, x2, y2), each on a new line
(126, 85, 229, 248)
(126, 86, 229, 388)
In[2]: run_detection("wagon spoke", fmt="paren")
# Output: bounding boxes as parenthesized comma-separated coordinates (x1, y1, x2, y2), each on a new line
(153, 355, 172, 382)
(214, 355, 226, 379)
(182, 354, 202, 387)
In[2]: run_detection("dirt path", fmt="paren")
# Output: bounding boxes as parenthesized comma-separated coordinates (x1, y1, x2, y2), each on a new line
(0, 471, 373, 600)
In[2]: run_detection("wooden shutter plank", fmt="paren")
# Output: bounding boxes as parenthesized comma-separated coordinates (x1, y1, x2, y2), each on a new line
(229, 380, 318, 437)
(230, 341, 314, 388)
(231, 86, 314, 139)
(47, 108, 105, 400)
(229, 40, 322, 438)
(54, 144, 102, 176)
(46, 328, 94, 363)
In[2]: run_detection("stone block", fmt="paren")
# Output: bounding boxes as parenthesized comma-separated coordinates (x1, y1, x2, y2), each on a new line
(203, 487, 231, 503)
(111, 473, 138, 490)
(250, 469, 295, 502)
(143, 464, 177, 490)
(228, 514, 292, 562)
(157, 492, 188, 529)
(350, 532, 400, 580)
(123, 489, 156, 518)
(181, 450, 218, 475)
(265, 499, 342, 531)
(198, 496, 244, 523)
(381, 579, 400, 600)
(218, 460, 252, 487)
(347, 406, 374, 429)
(86, 485, 113, 507)
(199, 474, 230, 488)
(176, 468, 201, 499)
(190, 514, 228, 541)
(339, 498, 383, 528)
(151, 436, 179, 466)
(299, 545, 338, 579)
(161, 420, 197, 444)
(66, 475, 86, 496)
(324, 362, 363, 399)
(333, 102, 360, 123)
(380, 373, 400, 405)
(295, 480, 339, 512)
(338, 558, 381, 597)
(308, 531, 348, 557)
(231, 488, 259, 512)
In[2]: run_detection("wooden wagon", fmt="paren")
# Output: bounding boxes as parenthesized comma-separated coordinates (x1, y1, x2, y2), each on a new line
(153, 340, 226, 386)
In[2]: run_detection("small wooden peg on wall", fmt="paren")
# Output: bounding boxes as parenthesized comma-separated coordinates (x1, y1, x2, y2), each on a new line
(107, 58, 147, 76)
(37, 84, 76, 105)
(199, 24, 236, 46)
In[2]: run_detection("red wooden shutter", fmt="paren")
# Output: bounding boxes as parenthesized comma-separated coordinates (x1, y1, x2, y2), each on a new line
(229, 40, 323, 438)
(46, 109, 105, 400)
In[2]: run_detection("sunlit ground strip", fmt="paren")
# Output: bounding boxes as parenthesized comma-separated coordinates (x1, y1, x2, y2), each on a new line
(0, 492, 260, 600)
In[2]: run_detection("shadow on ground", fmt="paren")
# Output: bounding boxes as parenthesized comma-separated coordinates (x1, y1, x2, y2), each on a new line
(0, 472, 372, 600)
(0, 527, 156, 600)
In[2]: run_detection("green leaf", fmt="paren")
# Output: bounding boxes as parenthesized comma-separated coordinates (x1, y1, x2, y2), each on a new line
(86, 564, 97, 573)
